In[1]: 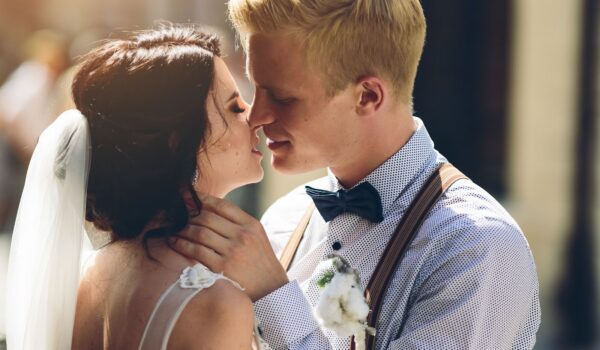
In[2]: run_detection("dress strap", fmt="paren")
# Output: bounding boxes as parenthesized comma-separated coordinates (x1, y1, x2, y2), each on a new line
(138, 263, 243, 350)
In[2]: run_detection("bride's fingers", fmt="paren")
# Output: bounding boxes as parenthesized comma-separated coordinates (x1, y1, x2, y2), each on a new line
(197, 194, 254, 225)
(188, 210, 238, 238)
(169, 236, 222, 269)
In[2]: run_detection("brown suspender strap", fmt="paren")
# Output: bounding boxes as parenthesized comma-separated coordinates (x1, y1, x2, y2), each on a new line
(354, 163, 467, 350)
(279, 202, 315, 271)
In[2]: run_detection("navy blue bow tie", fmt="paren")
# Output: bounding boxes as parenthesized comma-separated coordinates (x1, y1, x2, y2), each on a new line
(305, 182, 384, 223)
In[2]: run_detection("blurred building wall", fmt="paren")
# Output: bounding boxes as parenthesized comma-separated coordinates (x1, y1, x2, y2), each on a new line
(508, 0, 584, 345)
(596, 45, 600, 322)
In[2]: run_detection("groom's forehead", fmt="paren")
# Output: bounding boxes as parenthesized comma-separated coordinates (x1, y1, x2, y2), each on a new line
(247, 33, 305, 69)
(246, 34, 309, 87)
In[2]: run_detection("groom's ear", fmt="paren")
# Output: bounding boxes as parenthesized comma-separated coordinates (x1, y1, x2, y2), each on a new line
(355, 76, 385, 116)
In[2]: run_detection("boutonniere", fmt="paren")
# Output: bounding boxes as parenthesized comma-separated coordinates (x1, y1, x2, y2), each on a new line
(314, 254, 376, 350)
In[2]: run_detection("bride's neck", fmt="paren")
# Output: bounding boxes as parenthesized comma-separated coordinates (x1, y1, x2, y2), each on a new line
(105, 235, 195, 272)
(194, 178, 231, 199)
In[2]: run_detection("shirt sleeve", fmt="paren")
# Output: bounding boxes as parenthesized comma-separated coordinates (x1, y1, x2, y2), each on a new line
(388, 222, 541, 349)
(254, 281, 333, 350)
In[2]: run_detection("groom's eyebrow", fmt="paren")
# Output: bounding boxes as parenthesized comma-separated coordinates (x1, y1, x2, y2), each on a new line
(256, 84, 293, 95)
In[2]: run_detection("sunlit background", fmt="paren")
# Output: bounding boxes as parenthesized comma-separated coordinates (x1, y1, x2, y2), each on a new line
(0, 0, 598, 349)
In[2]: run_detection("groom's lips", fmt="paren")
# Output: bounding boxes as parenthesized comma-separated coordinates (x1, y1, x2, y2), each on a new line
(267, 138, 290, 151)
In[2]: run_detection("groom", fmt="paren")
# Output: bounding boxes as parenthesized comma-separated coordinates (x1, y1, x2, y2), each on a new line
(172, 0, 541, 348)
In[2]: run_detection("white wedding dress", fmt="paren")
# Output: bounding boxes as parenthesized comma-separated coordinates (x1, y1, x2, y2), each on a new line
(138, 262, 272, 350)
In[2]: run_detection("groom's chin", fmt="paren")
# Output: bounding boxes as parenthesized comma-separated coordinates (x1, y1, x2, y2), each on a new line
(271, 154, 323, 175)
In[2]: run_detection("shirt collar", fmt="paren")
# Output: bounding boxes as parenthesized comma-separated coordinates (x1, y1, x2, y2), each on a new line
(326, 117, 438, 216)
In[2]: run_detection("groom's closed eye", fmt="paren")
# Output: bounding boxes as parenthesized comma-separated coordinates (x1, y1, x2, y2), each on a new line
(268, 91, 296, 106)
(256, 85, 297, 106)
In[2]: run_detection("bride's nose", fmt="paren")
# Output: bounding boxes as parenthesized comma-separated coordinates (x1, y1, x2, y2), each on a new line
(244, 105, 253, 124)
(245, 108, 262, 136)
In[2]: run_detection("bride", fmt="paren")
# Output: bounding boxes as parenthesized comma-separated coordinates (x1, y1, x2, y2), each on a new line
(5, 24, 267, 349)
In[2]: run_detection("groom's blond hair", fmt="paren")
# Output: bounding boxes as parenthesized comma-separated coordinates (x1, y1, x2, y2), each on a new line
(229, 0, 426, 103)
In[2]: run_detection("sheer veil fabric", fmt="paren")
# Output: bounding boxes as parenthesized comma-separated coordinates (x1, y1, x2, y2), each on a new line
(5, 109, 91, 349)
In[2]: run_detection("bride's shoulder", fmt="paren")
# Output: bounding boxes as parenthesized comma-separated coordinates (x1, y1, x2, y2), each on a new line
(169, 278, 254, 349)
(192, 278, 252, 314)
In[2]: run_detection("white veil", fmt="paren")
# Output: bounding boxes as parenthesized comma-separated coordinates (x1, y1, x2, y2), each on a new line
(5, 109, 92, 349)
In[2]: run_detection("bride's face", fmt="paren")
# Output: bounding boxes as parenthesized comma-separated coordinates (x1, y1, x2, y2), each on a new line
(195, 58, 263, 197)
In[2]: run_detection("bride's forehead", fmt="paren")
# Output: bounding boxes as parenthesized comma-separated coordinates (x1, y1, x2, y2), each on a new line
(212, 58, 236, 91)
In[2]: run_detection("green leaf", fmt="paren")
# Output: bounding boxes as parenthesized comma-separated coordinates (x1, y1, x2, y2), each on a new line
(317, 270, 335, 288)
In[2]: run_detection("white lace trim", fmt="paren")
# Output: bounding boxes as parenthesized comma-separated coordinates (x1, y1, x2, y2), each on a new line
(178, 263, 244, 290)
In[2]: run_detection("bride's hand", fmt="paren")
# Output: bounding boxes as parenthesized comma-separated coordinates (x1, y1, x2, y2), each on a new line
(169, 195, 289, 302)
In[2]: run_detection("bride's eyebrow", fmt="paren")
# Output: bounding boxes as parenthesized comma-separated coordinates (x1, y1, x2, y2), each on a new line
(225, 91, 240, 103)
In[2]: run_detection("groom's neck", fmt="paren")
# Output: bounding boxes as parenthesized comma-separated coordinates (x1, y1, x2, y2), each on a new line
(330, 110, 416, 188)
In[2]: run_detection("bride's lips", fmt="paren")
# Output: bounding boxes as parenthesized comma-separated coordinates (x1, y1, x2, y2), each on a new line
(267, 138, 290, 151)
(251, 147, 263, 157)
(251, 139, 262, 157)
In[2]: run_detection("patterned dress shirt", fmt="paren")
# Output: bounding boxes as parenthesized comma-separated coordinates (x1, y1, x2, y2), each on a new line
(255, 117, 541, 349)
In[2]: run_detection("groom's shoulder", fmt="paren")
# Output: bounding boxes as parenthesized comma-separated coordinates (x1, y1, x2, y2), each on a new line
(419, 178, 534, 272)
(260, 176, 328, 232)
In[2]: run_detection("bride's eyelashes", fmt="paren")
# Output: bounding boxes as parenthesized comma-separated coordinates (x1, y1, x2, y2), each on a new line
(226, 96, 247, 115)
(231, 103, 246, 114)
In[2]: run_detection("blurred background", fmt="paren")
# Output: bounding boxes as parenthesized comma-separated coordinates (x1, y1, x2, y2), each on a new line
(0, 0, 597, 349)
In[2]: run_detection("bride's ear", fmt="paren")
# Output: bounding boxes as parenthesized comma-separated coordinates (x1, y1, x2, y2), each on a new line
(355, 76, 385, 117)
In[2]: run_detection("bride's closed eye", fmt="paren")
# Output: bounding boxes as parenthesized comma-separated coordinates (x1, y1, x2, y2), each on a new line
(223, 90, 247, 115)
(231, 102, 246, 114)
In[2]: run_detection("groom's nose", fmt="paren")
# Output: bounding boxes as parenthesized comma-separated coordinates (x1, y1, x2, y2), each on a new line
(248, 90, 276, 128)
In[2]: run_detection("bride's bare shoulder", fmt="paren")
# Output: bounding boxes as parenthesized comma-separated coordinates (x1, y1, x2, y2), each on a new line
(168, 279, 255, 349)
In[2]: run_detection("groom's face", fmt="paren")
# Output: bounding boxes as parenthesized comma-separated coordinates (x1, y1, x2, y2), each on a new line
(246, 32, 358, 174)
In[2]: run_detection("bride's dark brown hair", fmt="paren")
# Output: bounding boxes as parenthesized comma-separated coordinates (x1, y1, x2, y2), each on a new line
(71, 24, 220, 243)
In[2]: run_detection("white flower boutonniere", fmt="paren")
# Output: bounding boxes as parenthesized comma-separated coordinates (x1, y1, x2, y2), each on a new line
(314, 254, 376, 350)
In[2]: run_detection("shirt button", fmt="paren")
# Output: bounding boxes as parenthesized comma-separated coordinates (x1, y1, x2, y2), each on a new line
(332, 241, 342, 251)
